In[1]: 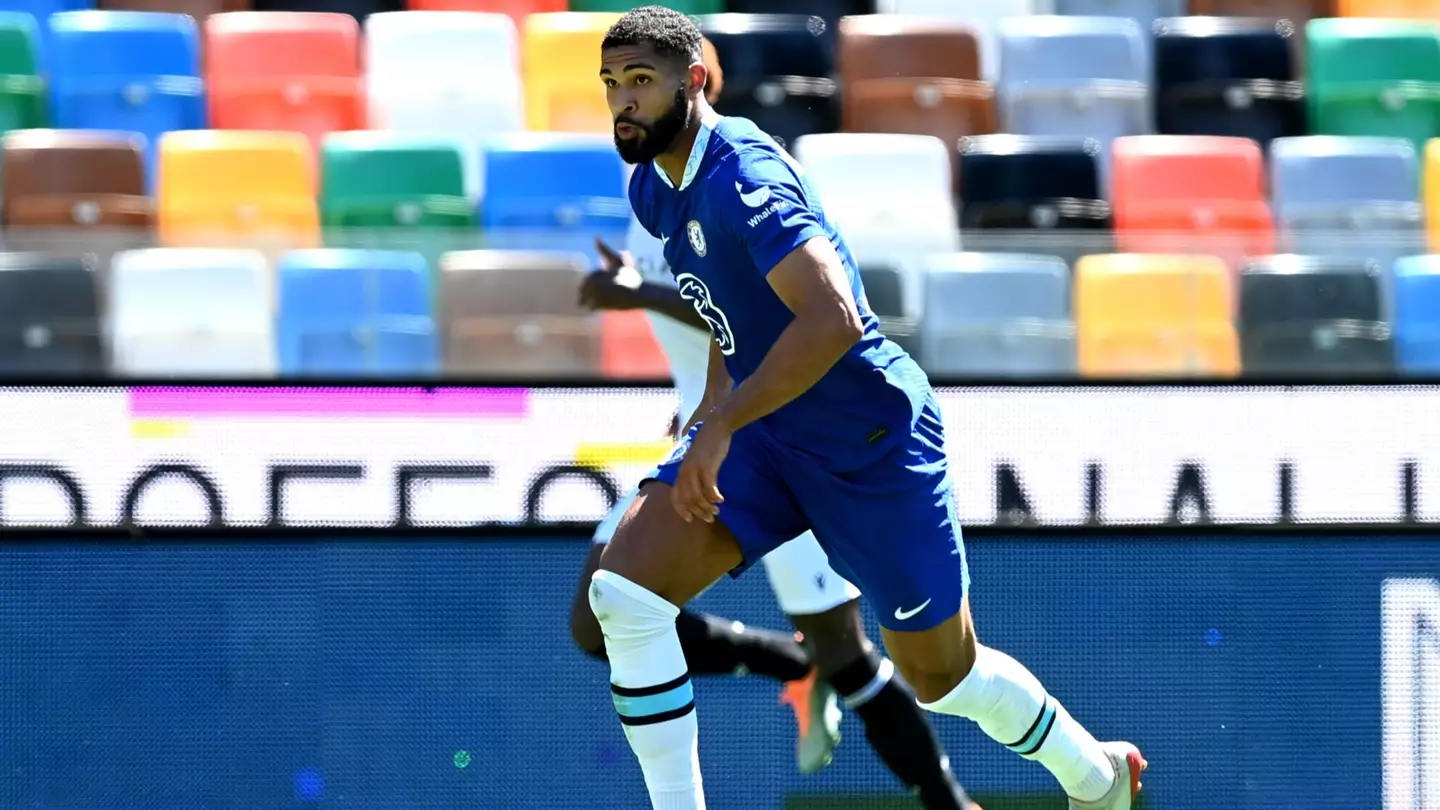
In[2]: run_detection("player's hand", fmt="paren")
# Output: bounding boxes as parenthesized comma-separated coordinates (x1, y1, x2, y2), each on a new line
(578, 238, 641, 311)
(672, 419, 731, 524)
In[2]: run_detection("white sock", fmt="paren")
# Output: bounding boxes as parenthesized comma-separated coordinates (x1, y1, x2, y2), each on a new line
(919, 644, 1115, 802)
(589, 570, 706, 810)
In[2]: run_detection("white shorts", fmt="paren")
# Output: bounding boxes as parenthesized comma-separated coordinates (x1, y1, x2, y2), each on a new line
(593, 485, 862, 616)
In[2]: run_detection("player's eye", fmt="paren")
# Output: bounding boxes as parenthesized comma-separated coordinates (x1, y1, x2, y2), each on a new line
(635, 76, 651, 86)
(603, 78, 617, 88)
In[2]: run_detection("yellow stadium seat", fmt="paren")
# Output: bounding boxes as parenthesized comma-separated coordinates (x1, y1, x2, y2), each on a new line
(1075, 253, 1241, 377)
(523, 12, 620, 133)
(157, 130, 319, 248)
(1338, 0, 1440, 17)
(1424, 138, 1440, 249)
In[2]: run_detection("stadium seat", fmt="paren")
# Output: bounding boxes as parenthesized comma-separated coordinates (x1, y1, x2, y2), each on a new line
(1054, 0, 1185, 39)
(1111, 135, 1275, 267)
(1237, 254, 1394, 375)
(859, 261, 921, 358)
(1421, 138, 1440, 249)
(48, 11, 204, 184)
(598, 311, 669, 379)
(957, 135, 1112, 266)
(438, 250, 599, 377)
(276, 249, 437, 375)
(320, 132, 471, 228)
(698, 14, 839, 150)
(845, 78, 997, 150)
(404, 0, 561, 18)
(364, 11, 520, 199)
(205, 12, 363, 149)
(479, 132, 628, 260)
(1391, 254, 1440, 373)
(1192, 0, 1333, 19)
(521, 12, 618, 133)
(0, 0, 91, 54)
(877, 0, 1052, 83)
(1338, 0, 1440, 18)
(1074, 253, 1240, 377)
(156, 129, 319, 247)
(1307, 19, 1440, 154)
(917, 252, 1077, 377)
(1269, 136, 1422, 264)
(0, 253, 104, 373)
(792, 133, 960, 269)
(1153, 17, 1305, 148)
(108, 247, 276, 375)
(2, 129, 151, 227)
(726, 0, 873, 33)
(247, 0, 394, 20)
(99, 0, 246, 22)
(0, 14, 47, 134)
(997, 16, 1149, 159)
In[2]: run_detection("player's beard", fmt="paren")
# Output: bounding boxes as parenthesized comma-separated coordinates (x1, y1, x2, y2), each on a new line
(614, 86, 690, 165)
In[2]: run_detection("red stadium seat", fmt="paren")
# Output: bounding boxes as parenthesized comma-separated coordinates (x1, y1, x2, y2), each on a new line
(205, 12, 363, 150)
(599, 311, 670, 380)
(1112, 135, 1275, 269)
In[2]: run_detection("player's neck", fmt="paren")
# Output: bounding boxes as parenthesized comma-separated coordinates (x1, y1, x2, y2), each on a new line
(655, 106, 720, 188)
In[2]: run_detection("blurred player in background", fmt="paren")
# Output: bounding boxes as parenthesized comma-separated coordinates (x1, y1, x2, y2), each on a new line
(586, 8, 1145, 810)
(568, 33, 976, 810)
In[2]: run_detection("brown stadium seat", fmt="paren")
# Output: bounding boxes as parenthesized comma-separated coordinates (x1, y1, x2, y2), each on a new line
(846, 79, 997, 153)
(439, 250, 600, 377)
(99, 0, 249, 19)
(838, 16, 984, 135)
(2, 130, 152, 229)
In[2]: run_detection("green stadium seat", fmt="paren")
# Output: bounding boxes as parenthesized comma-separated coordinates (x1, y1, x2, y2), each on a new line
(0, 14, 48, 135)
(1307, 18, 1440, 153)
(567, 0, 722, 12)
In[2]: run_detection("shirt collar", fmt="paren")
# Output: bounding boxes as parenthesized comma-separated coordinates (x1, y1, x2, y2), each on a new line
(653, 120, 713, 192)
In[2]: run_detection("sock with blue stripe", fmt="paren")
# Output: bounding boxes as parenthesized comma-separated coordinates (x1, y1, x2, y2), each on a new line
(919, 644, 1114, 803)
(589, 570, 705, 810)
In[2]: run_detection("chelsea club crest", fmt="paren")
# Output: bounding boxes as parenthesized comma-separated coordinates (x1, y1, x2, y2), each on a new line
(687, 220, 707, 257)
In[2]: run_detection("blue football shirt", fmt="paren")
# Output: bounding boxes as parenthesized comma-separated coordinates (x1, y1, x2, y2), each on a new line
(629, 116, 932, 471)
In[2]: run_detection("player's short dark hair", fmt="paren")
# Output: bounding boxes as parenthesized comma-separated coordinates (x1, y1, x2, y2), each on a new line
(602, 6, 704, 64)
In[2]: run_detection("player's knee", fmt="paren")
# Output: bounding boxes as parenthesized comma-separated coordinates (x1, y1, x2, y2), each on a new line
(588, 569, 679, 644)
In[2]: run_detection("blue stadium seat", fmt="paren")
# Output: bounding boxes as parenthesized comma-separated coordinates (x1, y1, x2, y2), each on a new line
(1391, 255, 1440, 374)
(1269, 136, 1423, 265)
(918, 252, 1076, 377)
(276, 249, 438, 376)
(1238, 254, 1395, 375)
(1153, 16, 1304, 147)
(48, 11, 204, 186)
(997, 16, 1148, 157)
(479, 133, 628, 262)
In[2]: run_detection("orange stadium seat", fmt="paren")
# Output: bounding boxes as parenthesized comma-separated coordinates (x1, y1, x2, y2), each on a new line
(205, 12, 363, 150)
(1338, 0, 1440, 17)
(439, 250, 600, 377)
(1112, 135, 1275, 268)
(406, 0, 563, 19)
(599, 310, 669, 380)
(2, 129, 152, 229)
(157, 129, 318, 247)
(522, 12, 620, 133)
(1075, 253, 1241, 377)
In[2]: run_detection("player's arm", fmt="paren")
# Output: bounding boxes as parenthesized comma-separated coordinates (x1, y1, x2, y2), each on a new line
(709, 236, 861, 433)
(578, 239, 708, 331)
(683, 337, 733, 435)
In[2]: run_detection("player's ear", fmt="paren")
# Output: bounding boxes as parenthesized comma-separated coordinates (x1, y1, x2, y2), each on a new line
(687, 61, 708, 98)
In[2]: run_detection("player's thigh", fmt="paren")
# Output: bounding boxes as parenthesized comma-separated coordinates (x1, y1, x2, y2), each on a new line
(600, 424, 807, 607)
(762, 531, 861, 618)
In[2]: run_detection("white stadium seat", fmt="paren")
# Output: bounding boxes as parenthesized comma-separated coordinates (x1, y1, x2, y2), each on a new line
(108, 248, 276, 376)
(792, 132, 960, 311)
(363, 11, 524, 200)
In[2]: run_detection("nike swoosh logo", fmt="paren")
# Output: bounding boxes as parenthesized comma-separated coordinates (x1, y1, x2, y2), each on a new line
(736, 182, 772, 208)
(893, 599, 931, 621)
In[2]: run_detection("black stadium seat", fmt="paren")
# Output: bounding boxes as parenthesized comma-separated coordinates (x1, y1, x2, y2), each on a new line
(1153, 16, 1305, 147)
(1238, 254, 1394, 375)
(698, 14, 839, 151)
(0, 254, 105, 373)
(957, 135, 1113, 263)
